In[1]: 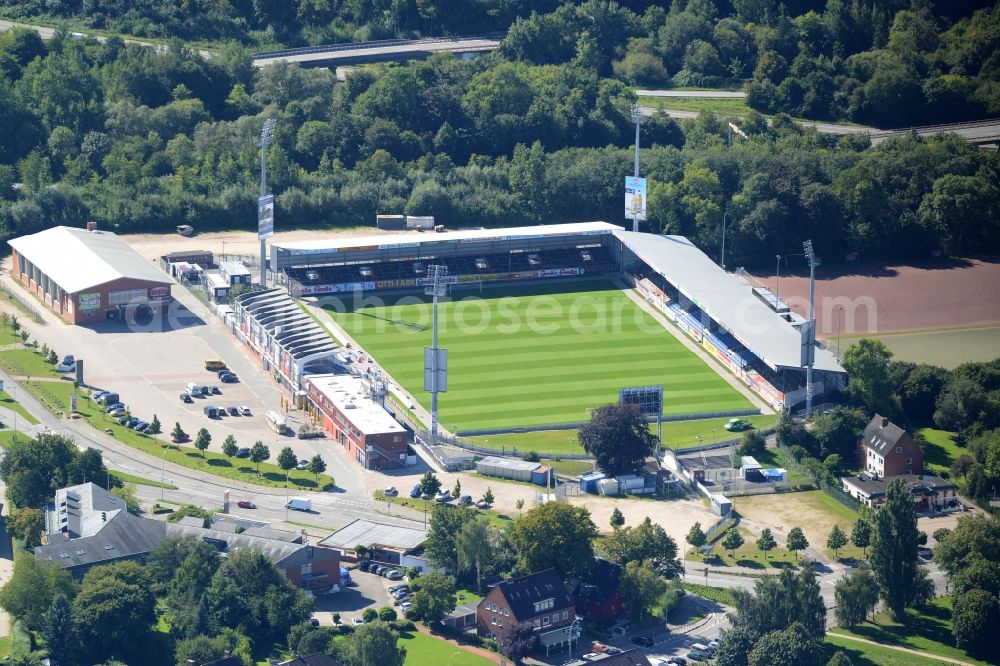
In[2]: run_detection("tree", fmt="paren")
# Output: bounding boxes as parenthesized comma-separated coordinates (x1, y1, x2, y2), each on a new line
(171, 422, 186, 441)
(578, 403, 658, 476)
(277, 446, 297, 474)
(600, 517, 678, 566)
(377, 606, 397, 622)
(932, 528, 951, 544)
(0, 548, 76, 631)
(8, 508, 45, 548)
(842, 339, 894, 414)
(786, 527, 808, 562)
(827, 525, 848, 559)
(515, 498, 524, 515)
(0, 432, 80, 508)
(851, 517, 872, 557)
(194, 427, 211, 455)
(498, 621, 538, 664)
(425, 504, 476, 573)
(456, 519, 493, 592)
(952, 588, 999, 658)
(307, 454, 326, 483)
(739, 430, 766, 457)
(111, 482, 141, 514)
(509, 503, 598, 577)
(747, 624, 823, 666)
(482, 487, 494, 506)
(620, 560, 667, 621)
(834, 568, 879, 629)
(408, 572, 456, 624)
(418, 471, 441, 496)
(827, 651, 854, 666)
(870, 478, 920, 620)
(147, 414, 161, 435)
(722, 530, 745, 557)
(361, 607, 378, 623)
(249, 440, 270, 473)
(342, 621, 405, 666)
(687, 522, 707, 550)
(222, 434, 238, 459)
(73, 561, 157, 662)
(42, 593, 75, 666)
(167, 547, 222, 639)
(756, 529, 776, 560)
(610, 507, 625, 528)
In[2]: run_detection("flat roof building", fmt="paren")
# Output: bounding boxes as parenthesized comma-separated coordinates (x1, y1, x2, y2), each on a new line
(9, 225, 172, 324)
(304, 374, 407, 470)
(319, 518, 427, 569)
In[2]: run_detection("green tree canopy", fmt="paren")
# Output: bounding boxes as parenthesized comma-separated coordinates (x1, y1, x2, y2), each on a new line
(870, 478, 920, 620)
(509, 503, 598, 577)
(578, 403, 658, 476)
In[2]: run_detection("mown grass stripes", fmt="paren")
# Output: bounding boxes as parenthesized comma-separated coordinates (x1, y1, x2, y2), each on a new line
(329, 280, 751, 430)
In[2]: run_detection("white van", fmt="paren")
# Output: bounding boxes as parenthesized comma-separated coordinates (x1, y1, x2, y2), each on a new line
(266, 410, 289, 434)
(186, 382, 204, 396)
(286, 497, 311, 511)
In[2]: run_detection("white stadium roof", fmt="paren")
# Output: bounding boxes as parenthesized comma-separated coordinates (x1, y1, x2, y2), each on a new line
(615, 231, 844, 373)
(271, 221, 619, 254)
(8, 226, 170, 294)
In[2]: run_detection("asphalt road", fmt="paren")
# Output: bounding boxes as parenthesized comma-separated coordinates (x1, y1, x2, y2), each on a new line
(252, 37, 500, 68)
(636, 89, 746, 98)
(0, 19, 215, 58)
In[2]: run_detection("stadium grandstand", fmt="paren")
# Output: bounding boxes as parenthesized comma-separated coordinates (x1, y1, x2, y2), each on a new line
(269, 222, 844, 410)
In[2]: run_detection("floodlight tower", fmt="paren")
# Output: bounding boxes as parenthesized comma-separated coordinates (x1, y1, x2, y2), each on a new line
(258, 118, 276, 287)
(424, 265, 449, 447)
(802, 240, 820, 419)
(630, 103, 643, 233)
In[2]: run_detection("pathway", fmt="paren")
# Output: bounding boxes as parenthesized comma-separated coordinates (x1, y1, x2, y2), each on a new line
(828, 631, 975, 666)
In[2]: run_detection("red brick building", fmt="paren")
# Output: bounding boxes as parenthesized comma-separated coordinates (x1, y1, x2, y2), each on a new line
(569, 559, 626, 622)
(477, 569, 579, 656)
(859, 414, 924, 478)
(304, 374, 407, 470)
(8, 225, 172, 324)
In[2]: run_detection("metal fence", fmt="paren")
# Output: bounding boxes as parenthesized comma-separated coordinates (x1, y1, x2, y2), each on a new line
(2, 285, 45, 323)
(455, 408, 760, 438)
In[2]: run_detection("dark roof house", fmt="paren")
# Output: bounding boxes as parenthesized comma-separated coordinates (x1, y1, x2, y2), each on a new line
(568, 559, 626, 622)
(477, 568, 579, 655)
(860, 414, 924, 478)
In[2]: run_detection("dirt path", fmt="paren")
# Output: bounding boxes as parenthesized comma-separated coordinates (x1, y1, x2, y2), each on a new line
(828, 631, 975, 666)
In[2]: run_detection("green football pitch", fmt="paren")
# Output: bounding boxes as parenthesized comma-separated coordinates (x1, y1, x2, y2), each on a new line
(328, 280, 753, 431)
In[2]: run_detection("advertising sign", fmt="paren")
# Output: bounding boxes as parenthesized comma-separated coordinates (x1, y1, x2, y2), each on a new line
(415, 276, 457, 287)
(78, 292, 101, 310)
(148, 286, 170, 301)
(258, 194, 275, 240)
(625, 176, 647, 221)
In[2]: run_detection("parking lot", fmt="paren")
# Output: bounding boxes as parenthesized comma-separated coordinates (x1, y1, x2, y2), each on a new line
(312, 569, 397, 624)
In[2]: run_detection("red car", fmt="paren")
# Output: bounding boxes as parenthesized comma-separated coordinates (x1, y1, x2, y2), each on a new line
(237, 500, 256, 509)
(171, 434, 189, 443)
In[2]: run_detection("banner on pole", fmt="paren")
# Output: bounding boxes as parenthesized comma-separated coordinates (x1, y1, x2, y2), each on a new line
(625, 176, 647, 221)
(258, 194, 275, 240)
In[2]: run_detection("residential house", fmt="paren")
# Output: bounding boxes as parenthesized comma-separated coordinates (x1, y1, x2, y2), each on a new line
(841, 473, 959, 511)
(278, 655, 343, 666)
(477, 568, 579, 655)
(568, 559, 626, 622)
(859, 414, 924, 478)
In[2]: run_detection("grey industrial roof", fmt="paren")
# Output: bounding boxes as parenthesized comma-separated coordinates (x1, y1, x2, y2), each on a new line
(8, 226, 171, 294)
(220, 260, 251, 276)
(35, 511, 167, 570)
(842, 473, 955, 498)
(477, 456, 542, 473)
(51, 483, 129, 538)
(235, 288, 338, 361)
(614, 231, 844, 373)
(863, 414, 910, 455)
(318, 519, 427, 552)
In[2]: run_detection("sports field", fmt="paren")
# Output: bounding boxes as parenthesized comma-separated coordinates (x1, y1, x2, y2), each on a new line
(329, 280, 752, 432)
(832, 326, 1000, 369)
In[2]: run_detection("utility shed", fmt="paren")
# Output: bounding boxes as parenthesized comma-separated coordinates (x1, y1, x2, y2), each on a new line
(476, 456, 540, 482)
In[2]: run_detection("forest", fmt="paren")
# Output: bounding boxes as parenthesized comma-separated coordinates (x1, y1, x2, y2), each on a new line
(0, 2, 999, 267)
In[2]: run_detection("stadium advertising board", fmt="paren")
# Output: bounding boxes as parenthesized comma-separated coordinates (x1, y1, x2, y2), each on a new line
(78, 292, 101, 310)
(625, 176, 647, 221)
(701, 336, 741, 375)
(375, 279, 417, 289)
(296, 282, 376, 295)
(415, 276, 458, 286)
(258, 195, 274, 240)
(148, 286, 170, 301)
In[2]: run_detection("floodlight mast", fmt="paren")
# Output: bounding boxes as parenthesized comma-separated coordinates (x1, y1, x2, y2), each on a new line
(424, 265, 448, 447)
(630, 103, 643, 233)
(803, 240, 820, 418)
(258, 118, 276, 287)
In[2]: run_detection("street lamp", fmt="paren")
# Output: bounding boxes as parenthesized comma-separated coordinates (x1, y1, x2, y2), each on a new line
(775, 254, 781, 301)
(720, 211, 728, 270)
(161, 448, 168, 500)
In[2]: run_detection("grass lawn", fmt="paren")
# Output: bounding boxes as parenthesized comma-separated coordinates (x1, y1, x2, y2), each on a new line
(0, 390, 40, 425)
(639, 95, 752, 116)
(329, 280, 751, 431)
(918, 428, 962, 475)
(399, 630, 497, 666)
(543, 458, 593, 476)
(754, 446, 808, 482)
(681, 582, 737, 607)
(110, 469, 178, 490)
(0, 348, 62, 378)
(0, 431, 30, 448)
(456, 588, 484, 606)
(733, 490, 864, 562)
(831, 326, 1000, 369)
(824, 635, 955, 666)
(464, 414, 777, 456)
(686, 526, 801, 570)
(830, 597, 990, 666)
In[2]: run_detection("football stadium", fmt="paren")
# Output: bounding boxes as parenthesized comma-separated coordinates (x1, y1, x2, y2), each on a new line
(271, 222, 845, 434)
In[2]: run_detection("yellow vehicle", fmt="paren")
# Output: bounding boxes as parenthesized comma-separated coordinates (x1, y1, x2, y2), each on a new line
(205, 359, 227, 371)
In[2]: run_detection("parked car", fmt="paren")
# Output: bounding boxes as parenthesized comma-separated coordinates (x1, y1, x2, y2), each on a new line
(386, 570, 405, 580)
(117, 415, 131, 425)
(216, 368, 232, 378)
(725, 417, 751, 432)
(296, 459, 309, 470)
(209, 385, 221, 394)
(435, 491, 452, 502)
(221, 373, 239, 383)
(96, 393, 119, 406)
(459, 495, 473, 506)
(132, 421, 149, 432)
(687, 650, 711, 661)
(105, 402, 125, 413)
(238, 405, 251, 415)
(708, 638, 721, 650)
(309, 618, 320, 627)
(373, 565, 386, 575)
(384, 486, 399, 497)
(410, 485, 421, 499)
(237, 500, 256, 509)
(57, 356, 76, 373)
(352, 617, 365, 626)
(399, 602, 413, 613)
(235, 447, 250, 458)
(179, 393, 193, 403)
(632, 636, 655, 647)
(582, 654, 603, 661)
(476, 499, 491, 509)
(665, 658, 686, 666)
(388, 584, 409, 594)
(226, 406, 239, 416)
(172, 433, 190, 444)
(203, 405, 219, 418)
(205, 359, 227, 371)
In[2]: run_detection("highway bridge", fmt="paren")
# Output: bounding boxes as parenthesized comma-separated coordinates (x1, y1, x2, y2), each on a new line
(252, 34, 502, 68)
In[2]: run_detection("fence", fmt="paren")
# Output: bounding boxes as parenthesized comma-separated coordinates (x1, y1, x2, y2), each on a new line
(454, 408, 760, 438)
(825, 483, 861, 512)
(1, 285, 45, 324)
(705, 514, 740, 541)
